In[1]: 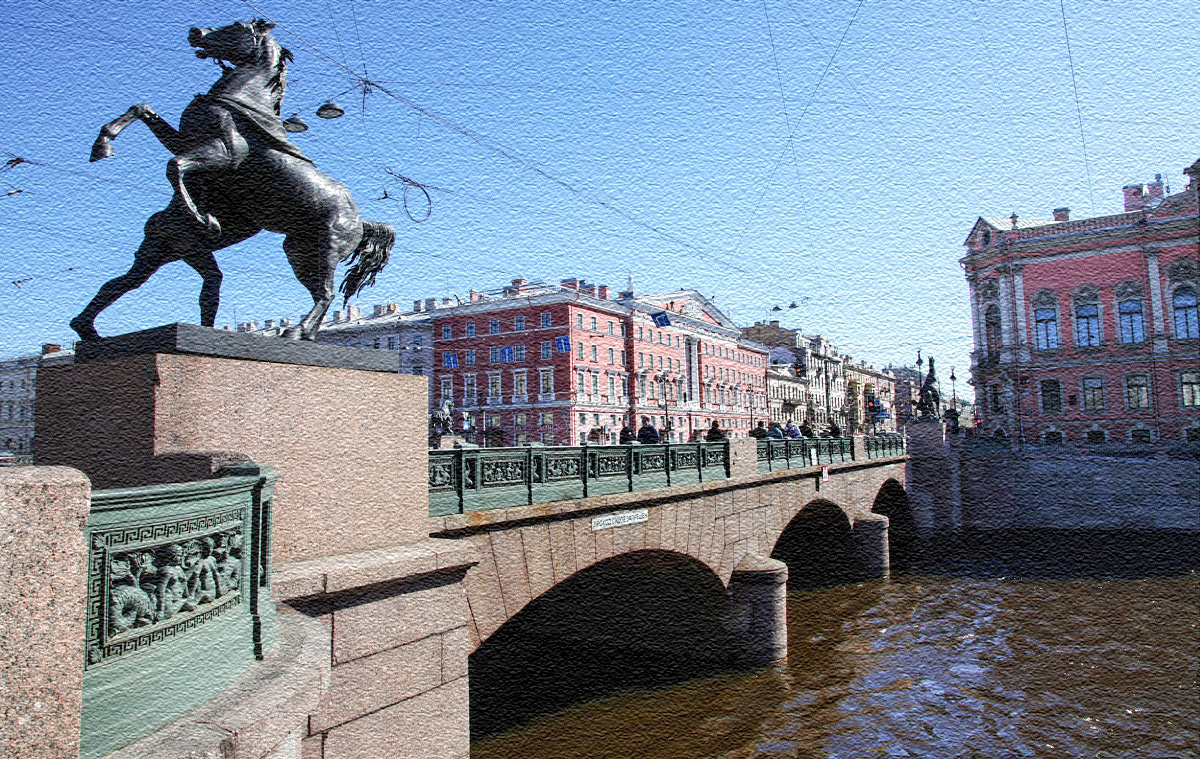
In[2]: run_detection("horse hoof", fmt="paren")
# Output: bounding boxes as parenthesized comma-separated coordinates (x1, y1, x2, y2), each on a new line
(70, 316, 101, 342)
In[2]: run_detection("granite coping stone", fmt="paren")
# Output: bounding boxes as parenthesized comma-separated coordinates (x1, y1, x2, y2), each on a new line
(105, 606, 330, 759)
(427, 455, 908, 535)
(74, 322, 400, 372)
(273, 539, 480, 601)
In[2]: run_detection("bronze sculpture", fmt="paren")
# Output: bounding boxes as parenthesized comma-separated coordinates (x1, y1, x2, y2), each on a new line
(71, 20, 395, 341)
(915, 356, 942, 421)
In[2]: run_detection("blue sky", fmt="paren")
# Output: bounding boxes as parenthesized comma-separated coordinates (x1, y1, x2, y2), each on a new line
(2, 0, 1198, 386)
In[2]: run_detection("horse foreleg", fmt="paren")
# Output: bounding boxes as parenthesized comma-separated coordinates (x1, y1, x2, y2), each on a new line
(91, 105, 182, 162)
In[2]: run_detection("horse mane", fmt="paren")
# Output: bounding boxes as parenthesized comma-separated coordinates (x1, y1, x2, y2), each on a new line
(267, 47, 292, 113)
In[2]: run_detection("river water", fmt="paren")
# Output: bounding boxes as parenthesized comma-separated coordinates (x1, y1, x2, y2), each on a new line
(473, 533, 1199, 759)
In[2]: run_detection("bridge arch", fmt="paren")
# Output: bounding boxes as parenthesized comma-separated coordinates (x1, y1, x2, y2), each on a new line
(769, 499, 859, 588)
(872, 478, 915, 570)
(468, 548, 736, 738)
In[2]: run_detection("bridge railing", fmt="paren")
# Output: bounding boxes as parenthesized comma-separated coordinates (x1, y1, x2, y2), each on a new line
(865, 433, 906, 459)
(80, 463, 278, 759)
(429, 442, 731, 516)
(756, 437, 858, 472)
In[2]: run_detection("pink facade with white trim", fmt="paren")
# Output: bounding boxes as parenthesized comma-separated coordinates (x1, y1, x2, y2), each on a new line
(963, 161, 1200, 445)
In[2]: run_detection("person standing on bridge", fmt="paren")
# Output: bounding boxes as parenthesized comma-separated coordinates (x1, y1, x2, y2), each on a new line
(704, 420, 726, 441)
(637, 416, 660, 444)
(619, 423, 636, 444)
(766, 421, 785, 439)
(799, 420, 814, 438)
(829, 421, 842, 438)
(749, 421, 768, 439)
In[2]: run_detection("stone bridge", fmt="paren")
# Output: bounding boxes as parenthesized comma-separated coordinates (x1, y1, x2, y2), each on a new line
(14, 339, 913, 759)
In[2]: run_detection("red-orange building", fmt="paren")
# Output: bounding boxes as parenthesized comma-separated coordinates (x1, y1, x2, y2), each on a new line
(431, 278, 769, 446)
(963, 160, 1200, 445)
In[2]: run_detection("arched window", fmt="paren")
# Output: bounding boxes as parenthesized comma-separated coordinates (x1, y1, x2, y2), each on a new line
(984, 305, 1002, 353)
(1173, 286, 1198, 339)
(1118, 299, 1145, 343)
(1034, 308, 1059, 350)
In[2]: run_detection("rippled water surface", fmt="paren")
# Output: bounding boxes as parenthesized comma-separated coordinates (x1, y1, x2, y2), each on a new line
(473, 561, 1198, 759)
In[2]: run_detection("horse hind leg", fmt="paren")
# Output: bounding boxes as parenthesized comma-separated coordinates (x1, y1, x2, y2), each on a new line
(71, 233, 173, 341)
(282, 235, 340, 341)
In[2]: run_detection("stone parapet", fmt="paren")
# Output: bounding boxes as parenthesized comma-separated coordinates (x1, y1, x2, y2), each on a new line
(104, 606, 331, 759)
(0, 466, 91, 759)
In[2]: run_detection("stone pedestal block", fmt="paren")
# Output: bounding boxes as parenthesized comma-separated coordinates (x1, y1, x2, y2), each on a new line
(728, 438, 759, 479)
(36, 330, 428, 564)
(727, 553, 788, 665)
(852, 512, 891, 579)
(0, 466, 91, 759)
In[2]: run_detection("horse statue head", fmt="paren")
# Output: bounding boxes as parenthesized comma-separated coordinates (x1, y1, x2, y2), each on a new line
(189, 19, 292, 115)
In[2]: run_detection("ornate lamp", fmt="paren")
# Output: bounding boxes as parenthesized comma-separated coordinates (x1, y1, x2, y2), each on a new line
(316, 101, 345, 119)
(282, 115, 309, 133)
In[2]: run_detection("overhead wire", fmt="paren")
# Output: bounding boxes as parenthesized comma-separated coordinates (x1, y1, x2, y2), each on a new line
(1058, 0, 1095, 216)
(33, 0, 181, 69)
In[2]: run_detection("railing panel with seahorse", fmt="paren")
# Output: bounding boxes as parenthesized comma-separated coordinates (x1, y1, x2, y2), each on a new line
(80, 463, 278, 759)
(429, 442, 731, 516)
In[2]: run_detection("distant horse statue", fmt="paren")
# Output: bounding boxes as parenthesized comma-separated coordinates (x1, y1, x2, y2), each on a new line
(430, 399, 455, 438)
(71, 19, 395, 341)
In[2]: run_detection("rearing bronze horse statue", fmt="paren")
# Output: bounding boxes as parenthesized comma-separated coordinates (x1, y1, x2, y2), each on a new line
(72, 19, 395, 341)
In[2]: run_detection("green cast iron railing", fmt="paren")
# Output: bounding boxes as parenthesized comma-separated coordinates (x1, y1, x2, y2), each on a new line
(865, 433, 906, 459)
(756, 437, 858, 473)
(80, 463, 278, 759)
(429, 442, 731, 516)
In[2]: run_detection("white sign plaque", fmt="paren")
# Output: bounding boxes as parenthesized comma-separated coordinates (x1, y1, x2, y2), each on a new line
(591, 508, 649, 532)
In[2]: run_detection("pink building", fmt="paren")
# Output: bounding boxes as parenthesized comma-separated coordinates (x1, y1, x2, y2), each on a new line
(963, 160, 1200, 445)
(431, 278, 769, 446)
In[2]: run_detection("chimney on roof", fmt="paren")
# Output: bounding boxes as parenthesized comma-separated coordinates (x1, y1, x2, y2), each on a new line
(769, 320, 780, 328)
(1146, 174, 1165, 205)
(374, 305, 387, 317)
(511, 278, 527, 288)
(441, 298, 452, 307)
(41, 343, 61, 355)
(561, 278, 579, 291)
(581, 284, 597, 298)
(413, 300, 423, 312)
(264, 319, 277, 329)
(387, 303, 399, 314)
(332, 310, 345, 322)
(280, 317, 293, 327)
(469, 289, 480, 302)
(597, 285, 610, 300)
(1053, 207, 1070, 222)
(1123, 183, 1145, 212)
(424, 298, 438, 311)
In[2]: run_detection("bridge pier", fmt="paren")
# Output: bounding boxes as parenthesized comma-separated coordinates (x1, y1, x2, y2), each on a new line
(728, 554, 789, 665)
(852, 513, 891, 579)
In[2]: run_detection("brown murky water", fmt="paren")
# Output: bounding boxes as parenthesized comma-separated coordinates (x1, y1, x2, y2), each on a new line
(473, 569, 1199, 759)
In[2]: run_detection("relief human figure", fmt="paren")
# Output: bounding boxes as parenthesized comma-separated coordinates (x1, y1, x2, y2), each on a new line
(154, 544, 197, 621)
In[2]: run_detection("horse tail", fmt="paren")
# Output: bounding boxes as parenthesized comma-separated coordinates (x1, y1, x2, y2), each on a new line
(339, 220, 396, 307)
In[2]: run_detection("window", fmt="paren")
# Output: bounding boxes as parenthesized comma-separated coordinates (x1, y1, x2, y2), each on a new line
(515, 345, 526, 361)
(1118, 300, 1145, 344)
(488, 374, 502, 398)
(412, 364, 424, 376)
(464, 376, 476, 399)
(465, 323, 476, 337)
(514, 316, 525, 331)
(579, 413, 587, 425)
(489, 415, 501, 428)
(541, 312, 552, 328)
(539, 371, 553, 395)
(1086, 430, 1106, 444)
(413, 337, 422, 347)
(489, 346, 500, 363)
(442, 353, 458, 368)
(637, 326, 644, 340)
(577, 342, 585, 360)
(441, 378, 453, 399)
(464, 349, 476, 366)
(540, 412, 554, 426)
(489, 319, 500, 335)
(1182, 372, 1200, 406)
(620, 350, 626, 365)
(515, 414, 526, 426)
(590, 345, 598, 362)
(638, 352, 644, 368)
(638, 376, 647, 397)
(1125, 375, 1150, 409)
(541, 341, 552, 360)
(1075, 304, 1101, 347)
(608, 376, 616, 398)
(1131, 429, 1152, 443)
(388, 337, 396, 351)
(590, 316, 597, 331)
(441, 325, 451, 340)
(1040, 379, 1062, 414)
(608, 347, 615, 364)
(577, 314, 584, 328)
(607, 321, 614, 335)
(1174, 286, 1199, 338)
(985, 305, 1002, 354)
(516, 433, 527, 445)
(990, 385, 1003, 413)
(1043, 430, 1063, 445)
(577, 370, 585, 391)
(1034, 308, 1059, 350)
(514, 373, 527, 396)
(1082, 377, 1105, 411)
(591, 374, 599, 395)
